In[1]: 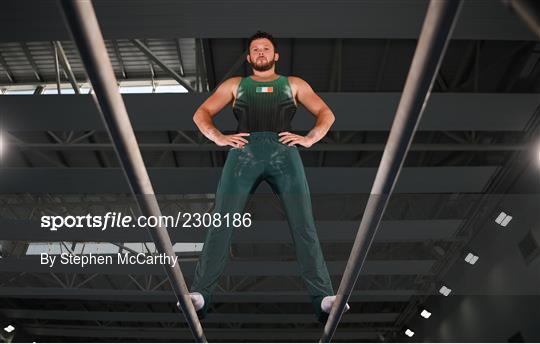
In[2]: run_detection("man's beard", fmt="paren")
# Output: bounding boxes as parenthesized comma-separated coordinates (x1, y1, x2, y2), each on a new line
(249, 57, 275, 72)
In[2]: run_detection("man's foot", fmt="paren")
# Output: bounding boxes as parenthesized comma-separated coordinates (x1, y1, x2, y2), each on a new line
(321, 295, 350, 314)
(190, 292, 205, 311)
(176, 292, 205, 311)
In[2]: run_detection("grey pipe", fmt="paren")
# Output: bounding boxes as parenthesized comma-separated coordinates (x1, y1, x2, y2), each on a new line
(319, 0, 463, 342)
(504, 0, 540, 39)
(57, 0, 206, 342)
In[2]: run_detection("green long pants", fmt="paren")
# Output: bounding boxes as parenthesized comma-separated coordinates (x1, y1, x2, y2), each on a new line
(191, 131, 334, 319)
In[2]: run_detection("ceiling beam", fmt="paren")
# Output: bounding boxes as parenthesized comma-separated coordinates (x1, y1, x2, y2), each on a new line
(1, 308, 399, 324)
(0, 51, 15, 83)
(20, 43, 44, 82)
(111, 40, 127, 79)
(0, 1, 534, 41)
(0, 93, 536, 131)
(0, 288, 416, 303)
(0, 166, 496, 193)
(53, 41, 80, 94)
(201, 39, 216, 90)
(22, 324, 385, 340)
(131, 39, 195, 92)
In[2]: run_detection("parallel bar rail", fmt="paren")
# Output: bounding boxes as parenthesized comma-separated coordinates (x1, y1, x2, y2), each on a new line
(505, 0, 540, 39)
(57, 0, 206, 342)
(319, 0, 463, 341)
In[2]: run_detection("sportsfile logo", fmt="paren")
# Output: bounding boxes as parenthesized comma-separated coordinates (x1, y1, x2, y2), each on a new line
(40, 211, 252, 231)
(40, 211, 182, 231)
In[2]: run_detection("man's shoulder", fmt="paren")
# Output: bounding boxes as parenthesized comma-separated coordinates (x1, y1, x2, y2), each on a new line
(287, 76, 311, 91)
(219, 77, 242, 93)
(224, 76, 243, 84)
(218, 76, 242, 88)
(287, 75, 308, 85)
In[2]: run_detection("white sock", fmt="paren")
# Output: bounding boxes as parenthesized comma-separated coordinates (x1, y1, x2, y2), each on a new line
(321, 295, 350, 313)
(177, 292, 205, 311)
(190, 292, 205, 310)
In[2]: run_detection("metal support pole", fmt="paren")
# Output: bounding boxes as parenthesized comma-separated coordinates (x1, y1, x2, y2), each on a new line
(319, 0, 463, 342)
(21, 42, 44, 82)
(0, 51, 15, 83)
(52, 42, 61, 94)
(132, 39, 195, 92)
(112, 40, 127, 79)
(175, 38, 186, 77)
(54, 41, 81, 94)
(57, 1, 206, 342)
(504, 0, 540, 39)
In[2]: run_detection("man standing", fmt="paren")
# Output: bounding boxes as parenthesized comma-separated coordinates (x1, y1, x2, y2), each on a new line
(187, 31, 349, 322)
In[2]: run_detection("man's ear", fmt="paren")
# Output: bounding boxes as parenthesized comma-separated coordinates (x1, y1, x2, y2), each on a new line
(246, 55, 251, 64)
(274, 52, 279, 61)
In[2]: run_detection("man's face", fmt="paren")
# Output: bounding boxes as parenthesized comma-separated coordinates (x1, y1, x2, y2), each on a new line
(247, 38, 278, 72)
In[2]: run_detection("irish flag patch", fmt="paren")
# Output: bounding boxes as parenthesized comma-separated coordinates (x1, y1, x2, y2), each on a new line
(256, 86, 273, 93)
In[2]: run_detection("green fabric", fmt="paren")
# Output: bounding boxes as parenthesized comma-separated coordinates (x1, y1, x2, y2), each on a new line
(191, 131, 334, 318)
(232, 76, 297, 133)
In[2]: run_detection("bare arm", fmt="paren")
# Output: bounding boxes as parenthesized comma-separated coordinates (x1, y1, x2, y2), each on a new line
(193, 77, 242, 144)
(292, 77, 335, 146)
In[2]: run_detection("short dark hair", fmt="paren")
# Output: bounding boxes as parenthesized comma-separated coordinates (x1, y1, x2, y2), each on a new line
(248, 31, 276, 51)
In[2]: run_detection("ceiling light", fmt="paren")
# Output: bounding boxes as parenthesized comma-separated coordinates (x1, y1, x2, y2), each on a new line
(421, 309, 432, 318)
(465, 252, 479, 265)
(495, 211, 512, 227)
(4, 325, 15, 333)
(405, 329, 415, 337)
(439, 285, 451, 296)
